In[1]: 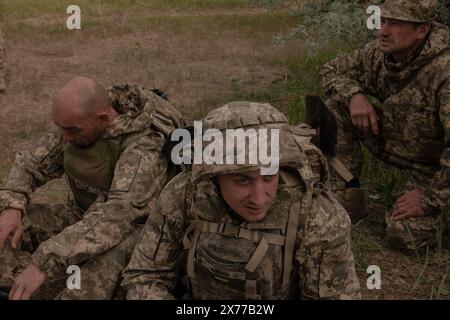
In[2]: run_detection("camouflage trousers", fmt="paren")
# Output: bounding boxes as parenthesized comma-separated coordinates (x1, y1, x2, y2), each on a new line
(326, 99, 448, 251)
(0, 202, 141, 300)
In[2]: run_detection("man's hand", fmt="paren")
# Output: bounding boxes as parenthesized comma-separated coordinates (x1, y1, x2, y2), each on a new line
(9, 263, 46, 300)
(348, 93, 379, 135)
(0, 208, 24, 251)
(391, 190, 426, 221)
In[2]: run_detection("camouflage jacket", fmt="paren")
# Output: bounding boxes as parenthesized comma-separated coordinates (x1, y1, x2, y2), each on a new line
(0, 84, 183, 279)
(121, 170, 361, 300)
(319, 22, 450, 212)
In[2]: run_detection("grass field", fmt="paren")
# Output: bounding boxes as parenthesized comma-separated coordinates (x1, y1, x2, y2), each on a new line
(0, 0, 449, 299)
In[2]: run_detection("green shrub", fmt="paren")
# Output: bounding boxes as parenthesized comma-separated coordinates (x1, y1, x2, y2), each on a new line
(254, 0, 377, 58)
(437, 0, 450, 26)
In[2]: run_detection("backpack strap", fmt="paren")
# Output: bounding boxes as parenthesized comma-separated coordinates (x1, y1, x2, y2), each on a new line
(245, 235, 269, 273)
(281, 184, 312, 287)
(282, 202, 300, 285)
(328, 157, 354, 183)
(182, 221, 201, 279)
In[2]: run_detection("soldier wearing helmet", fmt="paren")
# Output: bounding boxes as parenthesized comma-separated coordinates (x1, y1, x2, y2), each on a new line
(121, 101, 361, 300)
(318, 0, 449, 251)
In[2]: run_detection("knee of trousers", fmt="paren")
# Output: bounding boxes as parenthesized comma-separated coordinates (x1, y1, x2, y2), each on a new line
(385, 213, 441, 251)
(55, 227, 143, 300)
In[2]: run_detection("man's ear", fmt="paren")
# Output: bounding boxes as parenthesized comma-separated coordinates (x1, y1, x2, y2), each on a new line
(96, 112, 110, 128)
(417, 22, 432, 40)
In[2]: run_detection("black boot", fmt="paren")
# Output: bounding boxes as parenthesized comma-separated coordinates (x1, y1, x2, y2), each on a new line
(0, 285, 12, 300)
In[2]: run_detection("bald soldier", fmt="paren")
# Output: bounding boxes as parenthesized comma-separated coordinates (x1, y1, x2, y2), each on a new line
(0, 76, 183, 299)
(318, 0, 449, 251)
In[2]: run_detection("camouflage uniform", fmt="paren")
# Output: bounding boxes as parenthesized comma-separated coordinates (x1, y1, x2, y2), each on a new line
(0, 84, 183, 299)
(0, 30, 5, 91)
(122, 102, 361, 300)
(319, 1, 450, 250)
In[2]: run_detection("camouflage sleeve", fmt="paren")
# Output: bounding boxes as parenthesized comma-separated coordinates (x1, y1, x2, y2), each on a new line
(319, 40, 378, 106)
(31, 132, 168, 279)
(423, 75, 450, 212)
(296, 187, 361, 300)
(0, 125, 65, 214)
(121, 172, 189, 300)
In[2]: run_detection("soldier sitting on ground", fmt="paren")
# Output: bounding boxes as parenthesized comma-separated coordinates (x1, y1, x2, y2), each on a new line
(0, 76, 183, 299)
(317, 0, 449, 251)
(121, 101, 361, 300)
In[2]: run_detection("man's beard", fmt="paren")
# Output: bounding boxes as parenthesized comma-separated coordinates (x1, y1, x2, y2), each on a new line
(71, 130, 104, 149)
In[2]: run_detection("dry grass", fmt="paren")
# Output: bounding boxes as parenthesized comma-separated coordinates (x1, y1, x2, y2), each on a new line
(0, 1, 297, 166)
(353, 202, 450, 300)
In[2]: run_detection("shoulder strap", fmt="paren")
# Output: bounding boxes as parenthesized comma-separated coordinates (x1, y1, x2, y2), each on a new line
(282, 182, 313, 287)
(282, 202, 300, 285)
(328, 157, 354, 182)
(182, 181, 196, 279)
(183, 222, 201, 279)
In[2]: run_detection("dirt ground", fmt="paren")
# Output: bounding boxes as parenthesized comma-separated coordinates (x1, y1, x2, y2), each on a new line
(0, 1, 448, 300)
(0, 4, 296, 155)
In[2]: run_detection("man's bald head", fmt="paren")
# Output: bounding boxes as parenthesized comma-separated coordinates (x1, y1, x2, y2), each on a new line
(52, 77, 119, 147)
(52, 76, 111, 118)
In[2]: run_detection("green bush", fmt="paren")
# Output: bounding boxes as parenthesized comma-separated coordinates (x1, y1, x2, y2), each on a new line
(254, 0, 377, 58)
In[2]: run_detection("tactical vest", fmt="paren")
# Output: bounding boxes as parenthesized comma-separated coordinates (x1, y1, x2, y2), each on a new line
(182, 126, 327, 300)
(64, 130, 152, 212)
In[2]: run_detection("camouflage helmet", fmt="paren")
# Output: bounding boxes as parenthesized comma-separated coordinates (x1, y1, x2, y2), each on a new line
(191, 101, 286, 183)
(201, 101, 286, 131)
(381, 0, 438, 23)
(191, 101, 326, 185)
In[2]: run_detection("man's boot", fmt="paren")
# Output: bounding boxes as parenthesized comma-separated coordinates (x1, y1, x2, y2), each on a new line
(0, 285, 11, 300)
(335, 186, 366, 223)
